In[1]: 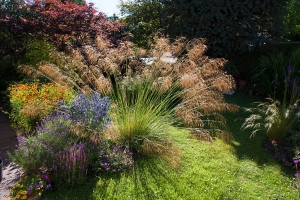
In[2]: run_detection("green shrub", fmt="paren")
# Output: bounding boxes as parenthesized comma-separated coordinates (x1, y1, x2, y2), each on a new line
(284, 0, 300, 40)
(20, 40, 56, 66)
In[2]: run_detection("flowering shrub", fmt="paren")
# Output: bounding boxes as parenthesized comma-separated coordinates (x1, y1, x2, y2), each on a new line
(96, 143, 134, 173)
(6, 173, 51, 200)
(60, 92, 111, 140)
(7, 83, 75, 134)
(9, 92, 123, 188)
(8, 112, 77, 172)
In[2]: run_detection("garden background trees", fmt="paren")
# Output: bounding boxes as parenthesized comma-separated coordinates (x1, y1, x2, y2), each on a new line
(120, 0, 287, 57)
(284, 0, 300, 40)
(120, 0, 162, 48)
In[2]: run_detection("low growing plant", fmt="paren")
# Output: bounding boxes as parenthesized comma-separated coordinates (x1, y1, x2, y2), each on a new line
(96, 142, 134, 173)
(6, 173, 51, 200)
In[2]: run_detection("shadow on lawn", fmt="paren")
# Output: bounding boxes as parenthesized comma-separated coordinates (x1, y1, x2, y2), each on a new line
(224, 93, 295, 175)
(131, 158, 181, 199)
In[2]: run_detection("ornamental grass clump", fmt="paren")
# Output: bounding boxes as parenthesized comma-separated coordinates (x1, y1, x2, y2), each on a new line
(242, 65, 300, 143)
(111, 77, 181, 158)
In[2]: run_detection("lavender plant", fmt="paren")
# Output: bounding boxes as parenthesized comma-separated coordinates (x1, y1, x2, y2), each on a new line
(8, 112, 76, 172)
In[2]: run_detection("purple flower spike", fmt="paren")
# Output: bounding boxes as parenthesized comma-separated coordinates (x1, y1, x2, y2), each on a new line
(294, 158, 299, 165)
(293, 182, 298, 188)
(295, 172, 300, 179)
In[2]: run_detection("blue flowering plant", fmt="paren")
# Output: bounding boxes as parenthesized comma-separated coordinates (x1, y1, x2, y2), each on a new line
(59, 92, 111, 141)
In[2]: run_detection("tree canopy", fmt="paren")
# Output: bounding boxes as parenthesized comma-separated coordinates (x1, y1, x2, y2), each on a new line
(120, 0, 287, 56)
(120, 0, 162, 48)
(0, 0, 124, 57)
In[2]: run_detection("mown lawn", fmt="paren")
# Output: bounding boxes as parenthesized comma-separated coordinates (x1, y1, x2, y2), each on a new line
(43, 94, 299, 199)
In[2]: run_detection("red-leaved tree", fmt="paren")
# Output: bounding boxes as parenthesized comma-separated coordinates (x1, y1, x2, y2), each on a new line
(0, 0, 124, 57)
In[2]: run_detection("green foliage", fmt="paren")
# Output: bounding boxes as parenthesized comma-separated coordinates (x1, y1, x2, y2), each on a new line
(0, 56, 21, 94)
(8, 136, 45, 173)
(241, 69, 300, 143)
(119, 0, 162, 48)
(111, 77, 180, 156)
(21, 40, 56, 66)
(285, 0, 300, 40)
(161, 0, 286, 57)
(253, 48, 300, 101)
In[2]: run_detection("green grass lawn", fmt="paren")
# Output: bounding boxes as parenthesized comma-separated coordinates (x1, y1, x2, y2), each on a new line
(43, 94, 299, 199)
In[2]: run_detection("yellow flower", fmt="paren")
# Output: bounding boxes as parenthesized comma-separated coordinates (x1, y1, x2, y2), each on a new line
(15, 183, 21, 187)
(12, 198, 16, 200)
(20, 190, 27, 195)
(5, 195, 9, 198)
(21, 195, 27, 199)
(15, 194, 20, 198)
(38, 193, 42, 196)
